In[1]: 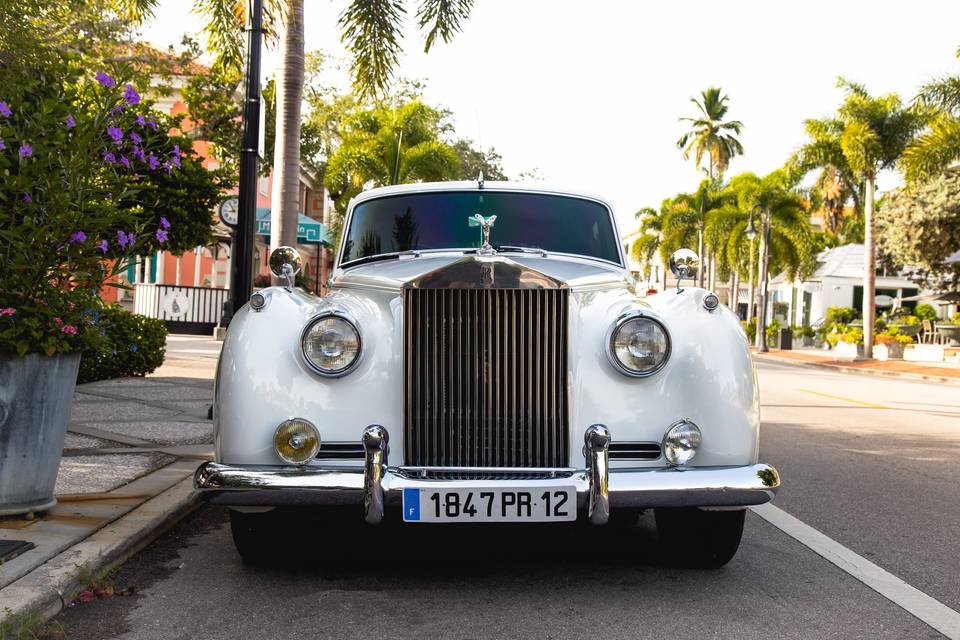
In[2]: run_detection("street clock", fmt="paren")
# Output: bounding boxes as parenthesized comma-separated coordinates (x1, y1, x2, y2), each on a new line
(219, 197, 239, 227)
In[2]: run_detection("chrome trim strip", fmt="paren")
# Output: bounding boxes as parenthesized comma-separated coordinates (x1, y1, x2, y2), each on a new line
(194, 461, 780, 511)
(584, 425, 610, 525)
(362, 425, 388, 524)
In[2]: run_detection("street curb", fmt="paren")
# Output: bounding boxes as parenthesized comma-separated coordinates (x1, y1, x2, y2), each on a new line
(0, 476, 199, 622)
(756, 353, 960, 386)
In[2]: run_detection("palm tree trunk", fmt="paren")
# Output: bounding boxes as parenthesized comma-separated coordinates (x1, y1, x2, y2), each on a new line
(708, 253, 716, 292)
(269, 0, 305, 272)
(863, 174, 876, 358)
(729, 269, 739, 310)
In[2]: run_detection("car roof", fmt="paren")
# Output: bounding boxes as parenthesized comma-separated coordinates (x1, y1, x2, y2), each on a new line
(348, 181, 616, 211)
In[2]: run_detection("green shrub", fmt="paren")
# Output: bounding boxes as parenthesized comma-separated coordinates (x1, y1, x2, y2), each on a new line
(826, 306, 857, 325)
(766, 319, 782, 347)
(841, 327, 864, 345)
(78, 306, 167, 383)
(953, 311, 960, 324)
(915, 304, 937, 321)
(742, 319, 756, 343)
(793, 325, 814, 338)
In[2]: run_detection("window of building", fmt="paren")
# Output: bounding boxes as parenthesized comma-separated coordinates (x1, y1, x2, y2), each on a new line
(258, 175, 269, 196)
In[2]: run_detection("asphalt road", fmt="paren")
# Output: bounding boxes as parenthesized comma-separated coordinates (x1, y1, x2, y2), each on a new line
(56, 357, 960, 639)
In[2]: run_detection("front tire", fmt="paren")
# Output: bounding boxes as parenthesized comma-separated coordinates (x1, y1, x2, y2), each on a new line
(655, 508, 745, 568)
(229, 509, 280, 564)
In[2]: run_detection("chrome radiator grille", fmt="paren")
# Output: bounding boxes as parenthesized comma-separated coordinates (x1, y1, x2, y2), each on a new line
(403, 288, 569, 468)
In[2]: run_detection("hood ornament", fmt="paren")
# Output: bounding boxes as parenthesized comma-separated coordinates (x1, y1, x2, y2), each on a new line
(471, 213, 497, 256)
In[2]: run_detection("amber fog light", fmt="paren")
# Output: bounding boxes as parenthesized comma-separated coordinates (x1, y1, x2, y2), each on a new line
(274, 418, 321, 464)
(662, 419, 701, 466)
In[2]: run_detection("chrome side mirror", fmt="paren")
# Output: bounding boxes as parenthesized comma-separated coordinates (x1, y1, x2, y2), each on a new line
(669, 248, 699, 292)
(269, 246, 302, 289)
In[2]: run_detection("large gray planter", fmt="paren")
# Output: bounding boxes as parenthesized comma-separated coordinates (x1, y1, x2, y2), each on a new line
(0, 352, 80, 516)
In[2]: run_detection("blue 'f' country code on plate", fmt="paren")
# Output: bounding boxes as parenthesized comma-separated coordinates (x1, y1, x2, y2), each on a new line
(403, 488, 421, 521)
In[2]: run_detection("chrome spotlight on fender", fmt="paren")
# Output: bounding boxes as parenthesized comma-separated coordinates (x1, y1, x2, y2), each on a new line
(669, 248, 700, 292)
(662, 419, 702, 466)
(269, 246, 302, 289)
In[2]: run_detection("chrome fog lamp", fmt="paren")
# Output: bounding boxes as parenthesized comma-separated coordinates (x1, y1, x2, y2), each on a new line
(301, 313, 362, 376)
(274, 418, 321, 464)
(607, 313, 670, 377)
(662, 419, 702, 466)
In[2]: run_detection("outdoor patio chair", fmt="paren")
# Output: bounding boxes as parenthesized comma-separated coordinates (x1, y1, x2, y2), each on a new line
(921, 319, 936, 344)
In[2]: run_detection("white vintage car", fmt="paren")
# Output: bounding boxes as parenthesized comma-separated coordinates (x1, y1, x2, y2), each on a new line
(194, 180, 780, 567)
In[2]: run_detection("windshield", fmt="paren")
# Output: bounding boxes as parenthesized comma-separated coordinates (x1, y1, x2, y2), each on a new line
(340, 191, 621, 266)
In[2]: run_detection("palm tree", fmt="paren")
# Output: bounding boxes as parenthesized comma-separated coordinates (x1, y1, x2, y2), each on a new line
(677, 87, 744, 180)
(723, 171, 814, 346)
(118, 0, 475, 267)
(795, 79, 922, 357)
(323, 100, 461, 229)
(661, 179, 726, 287)
(630, 207, 666, 289)
(903, 49, 960, 184)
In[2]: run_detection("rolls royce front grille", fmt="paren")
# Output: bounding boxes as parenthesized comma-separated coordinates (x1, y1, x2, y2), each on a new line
(403, 288, 569, 468)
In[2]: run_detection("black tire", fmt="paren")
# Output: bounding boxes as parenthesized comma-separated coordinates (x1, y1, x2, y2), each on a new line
(654, 508, 745, 569)
(229, 509, 281, 565)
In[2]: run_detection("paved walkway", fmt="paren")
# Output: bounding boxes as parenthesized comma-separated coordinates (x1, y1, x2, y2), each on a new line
(0, 337, 216, 620)
(755, 348, 960, 382)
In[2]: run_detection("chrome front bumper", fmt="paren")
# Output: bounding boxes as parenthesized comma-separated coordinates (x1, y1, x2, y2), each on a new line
(194, 425, 781, 525)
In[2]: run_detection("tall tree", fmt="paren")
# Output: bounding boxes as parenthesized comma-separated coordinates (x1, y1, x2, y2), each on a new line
(661, 179, 726, 287)
(324, 99, 461, 236)
(270, 0, 305, 258)
(902, 47, 960, 184)
(677, 87, 744, 180)
(795, 79, 922, 357)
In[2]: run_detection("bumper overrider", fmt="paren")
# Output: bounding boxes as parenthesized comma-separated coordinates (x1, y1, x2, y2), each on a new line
(194, 425, 780, 525)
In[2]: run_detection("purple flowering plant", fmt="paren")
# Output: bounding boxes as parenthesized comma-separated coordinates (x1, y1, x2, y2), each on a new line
(0, 63, 191, 357)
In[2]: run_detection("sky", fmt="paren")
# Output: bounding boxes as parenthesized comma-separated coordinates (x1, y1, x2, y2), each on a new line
(141, 0, 960, 232)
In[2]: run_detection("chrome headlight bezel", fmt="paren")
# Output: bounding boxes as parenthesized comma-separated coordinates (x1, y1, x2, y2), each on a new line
(300, 310, 363, 377)
(605, 310, 671, 378)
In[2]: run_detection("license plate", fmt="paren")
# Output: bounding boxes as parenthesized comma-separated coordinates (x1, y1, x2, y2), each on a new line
(402, 487, 577, 523)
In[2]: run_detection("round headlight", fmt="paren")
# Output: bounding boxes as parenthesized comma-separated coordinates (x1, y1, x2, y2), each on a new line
(301, 314, 361, 376)
(274, 418, 321, 464)
(662, 419, 701, 466)
(608, 314, 670, 377)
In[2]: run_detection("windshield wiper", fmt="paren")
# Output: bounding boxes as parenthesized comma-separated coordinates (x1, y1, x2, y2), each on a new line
(341, 254, 401, 269)
(495, 245, 548, 257)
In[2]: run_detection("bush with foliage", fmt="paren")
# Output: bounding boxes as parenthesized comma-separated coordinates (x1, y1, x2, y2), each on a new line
(742, 318, 756, 343)
(953, 312, 960, 324)
(766, 319, 782, 347)
(915, 304, 938, 322)
(826, 306, 857, 325)
(840, 327, 864, 345)
(793, 325, 814, 339)
(874, 327, 914, 346)
(78, 306, 167, 382)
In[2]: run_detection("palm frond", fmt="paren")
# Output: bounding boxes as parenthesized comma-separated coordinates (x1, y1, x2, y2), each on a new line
(416, 0, 473, 52)
(339, 0, 406, 99)
(902, 115, 960, 184)
(110, 0, 159, 22)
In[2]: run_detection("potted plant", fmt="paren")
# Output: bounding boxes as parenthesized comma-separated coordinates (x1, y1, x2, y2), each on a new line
(0, 59, 180, 515)
(834, 327, 864, 359)
(793, 325, 815, 346)
(874, 328, 913, 360)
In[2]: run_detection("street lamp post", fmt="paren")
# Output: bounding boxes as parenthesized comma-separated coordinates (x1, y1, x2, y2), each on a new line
(226, 0, 264, 325)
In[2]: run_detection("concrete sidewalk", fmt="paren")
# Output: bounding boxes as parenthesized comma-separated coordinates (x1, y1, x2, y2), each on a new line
(755, 348, 960, 384)
(0, 339, 217, 622)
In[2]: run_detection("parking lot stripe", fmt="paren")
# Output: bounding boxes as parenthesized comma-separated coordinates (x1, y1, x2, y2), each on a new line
(798, 388, 892, 410)
(752, 503, 960, 640)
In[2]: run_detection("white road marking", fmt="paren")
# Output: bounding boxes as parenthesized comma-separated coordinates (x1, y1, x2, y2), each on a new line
(752, 503, 960, 639)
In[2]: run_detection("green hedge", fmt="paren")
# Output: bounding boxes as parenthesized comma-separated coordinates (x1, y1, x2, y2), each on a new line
(78, 306, 168, 383)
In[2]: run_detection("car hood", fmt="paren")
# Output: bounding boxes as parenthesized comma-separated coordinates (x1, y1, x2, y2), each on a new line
(329, 254, 632, 292)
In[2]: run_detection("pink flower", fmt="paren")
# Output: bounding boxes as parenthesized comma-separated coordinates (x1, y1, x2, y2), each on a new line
(60, 325, 78, 335)
(0, 307, 15, 316)
(52, 316, 62, 325)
